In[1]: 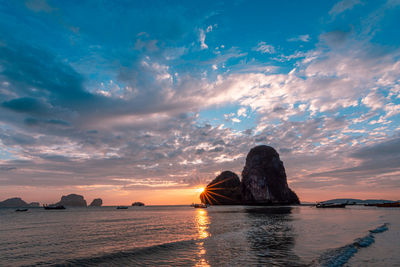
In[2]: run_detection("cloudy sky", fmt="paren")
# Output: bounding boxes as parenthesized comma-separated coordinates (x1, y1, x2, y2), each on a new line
(0, 0, 399, 204)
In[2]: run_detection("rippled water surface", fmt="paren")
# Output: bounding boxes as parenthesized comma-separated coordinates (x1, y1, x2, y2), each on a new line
(0, 205, 399, 266)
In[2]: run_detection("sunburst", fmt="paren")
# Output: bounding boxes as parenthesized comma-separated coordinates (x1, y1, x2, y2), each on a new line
(200, 177, 236, 205)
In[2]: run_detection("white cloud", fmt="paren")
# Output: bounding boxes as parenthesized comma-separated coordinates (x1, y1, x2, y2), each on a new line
(288, 34, 310, 42)
(254, 41, 275, 54)
(237, 107, 247, 117)
(362, 91, 385, 110)
(199, 29, 208, 49)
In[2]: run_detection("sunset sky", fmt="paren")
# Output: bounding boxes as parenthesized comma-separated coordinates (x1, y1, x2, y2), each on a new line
(0, 0, 399, 205)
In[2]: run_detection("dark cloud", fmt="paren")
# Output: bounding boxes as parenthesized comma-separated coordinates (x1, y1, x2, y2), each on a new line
(2, 97, 48, 114)
(350, 137, 400, 159)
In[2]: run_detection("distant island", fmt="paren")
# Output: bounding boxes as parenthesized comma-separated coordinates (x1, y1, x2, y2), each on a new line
(89, 198, 103, 207)
(0, 194, 104, 208)
(50, 194, 103, 207)
(200, 145, 300, 205)
(132, 202, 145, 206)
(317, 198, 399, 205)
(0, 197, 39, 208)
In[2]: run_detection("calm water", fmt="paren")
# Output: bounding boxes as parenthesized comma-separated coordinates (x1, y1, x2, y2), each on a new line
(0, 205, 399, 266)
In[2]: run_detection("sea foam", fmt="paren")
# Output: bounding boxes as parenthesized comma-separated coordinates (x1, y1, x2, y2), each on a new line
(316, 223, 389, 267)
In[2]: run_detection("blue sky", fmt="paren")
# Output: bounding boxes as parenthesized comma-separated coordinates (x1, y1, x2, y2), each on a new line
(0, 0, 399, 204)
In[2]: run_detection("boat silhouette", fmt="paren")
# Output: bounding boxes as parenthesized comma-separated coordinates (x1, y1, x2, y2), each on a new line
(43, 205, 66, 210)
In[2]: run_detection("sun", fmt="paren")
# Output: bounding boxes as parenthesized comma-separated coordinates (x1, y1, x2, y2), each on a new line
(196, 187, 205, 193)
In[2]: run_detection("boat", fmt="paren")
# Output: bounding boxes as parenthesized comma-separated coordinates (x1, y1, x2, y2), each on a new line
(376, 202, 400, 207)
(116, 206, 128, 209)
(15, 208, 28, 212)
(191, 203, 207, 208)
(132, 202, 145, 206)
(316, 202, 346, 208)
(364, 203, 378, 206)
(43, 205, 66, 210)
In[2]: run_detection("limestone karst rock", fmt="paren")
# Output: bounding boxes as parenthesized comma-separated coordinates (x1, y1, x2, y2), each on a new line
(56, 194, 87, 207)
(0, 197, 28, 207)
(89, 198, 103, 207)
(200, 171, 242, 205)
(241, 145, 300, 205)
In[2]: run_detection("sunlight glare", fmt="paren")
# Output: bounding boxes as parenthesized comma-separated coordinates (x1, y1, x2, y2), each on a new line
(196, 187, 205, 193)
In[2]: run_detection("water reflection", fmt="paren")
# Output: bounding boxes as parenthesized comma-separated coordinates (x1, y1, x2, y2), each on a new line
(195, 208, 210, 266)
(245, 206, 306, 266)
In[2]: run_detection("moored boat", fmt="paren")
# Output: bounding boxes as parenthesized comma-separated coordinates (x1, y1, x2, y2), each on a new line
(316, 202, 346, 208)
(43, 205, 66, 210)
(15, 208, 28, 212)
(116, 206, 128, 209)
(191, 203, 207, 208)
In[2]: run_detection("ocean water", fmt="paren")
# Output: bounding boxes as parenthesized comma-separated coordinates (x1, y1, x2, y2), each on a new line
(0, 205, 399, 266)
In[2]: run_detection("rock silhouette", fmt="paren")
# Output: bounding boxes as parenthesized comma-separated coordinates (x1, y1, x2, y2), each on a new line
(200, 145, 300, 205)
(132, 202, 145, 206)
(200, 171, 242, 205)
(89, 198, 103, 207)
(0, 197, 28, 207)
(56, 194, 87, 207)
(241, 145, 299, 205)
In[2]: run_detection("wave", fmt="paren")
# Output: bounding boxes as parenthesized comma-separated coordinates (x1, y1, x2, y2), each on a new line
(35, 238, 200, 267)
(314, 223, 389, 267)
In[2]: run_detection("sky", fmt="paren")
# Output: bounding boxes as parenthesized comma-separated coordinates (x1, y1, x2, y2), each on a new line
(0, 0, 399, 205)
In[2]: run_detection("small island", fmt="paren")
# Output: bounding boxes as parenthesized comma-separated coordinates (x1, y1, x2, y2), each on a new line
(0, 197, 40, 208)
(89, 198, 103, 207)
(132, 202, 145, 206)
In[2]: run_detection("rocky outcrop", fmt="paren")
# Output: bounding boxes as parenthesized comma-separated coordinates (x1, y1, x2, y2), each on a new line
(89, 198, 103, 207)
(132, 202, 145, 206)
(200, 171, 242, 205)
(0, 197, 28, 207)
(241, 145, 299, 205)
(56, 194, 87, 207)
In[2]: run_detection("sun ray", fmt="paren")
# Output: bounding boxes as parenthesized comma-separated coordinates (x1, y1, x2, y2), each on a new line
(205, 177, 234, 189)
(207, 190, 234, 200)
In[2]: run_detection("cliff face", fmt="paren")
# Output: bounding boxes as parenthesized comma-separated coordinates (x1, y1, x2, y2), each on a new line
(89, 198, 103, 207)
(200, 171, 242, 205)
(241, 145, 299, 205)
(56, 194, 87, 207)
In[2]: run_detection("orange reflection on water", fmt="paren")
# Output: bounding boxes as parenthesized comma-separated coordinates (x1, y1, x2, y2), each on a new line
(195, 208, 209, 239)
(195, 208, 210, 266)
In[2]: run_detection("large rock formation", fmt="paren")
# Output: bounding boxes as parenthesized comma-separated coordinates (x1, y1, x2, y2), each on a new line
(200, 171, 242, 205)
(0, 197, 28, 207)
(56, 194, 87, 207)
(89, 198, 103, 207)
(241, 145, 299, 205)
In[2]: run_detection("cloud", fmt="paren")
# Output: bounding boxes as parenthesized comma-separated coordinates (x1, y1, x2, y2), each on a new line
(329, 0, 362, 17)
(2, 97, 49, 114)
(254, 41, 275, 54)
(237, 107, 247, 117)
(199, 29, 208, 49)
(287, 34, 310, 42)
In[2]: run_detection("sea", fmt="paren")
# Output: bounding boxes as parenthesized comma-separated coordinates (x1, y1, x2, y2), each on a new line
(0, 205, 399, 266)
